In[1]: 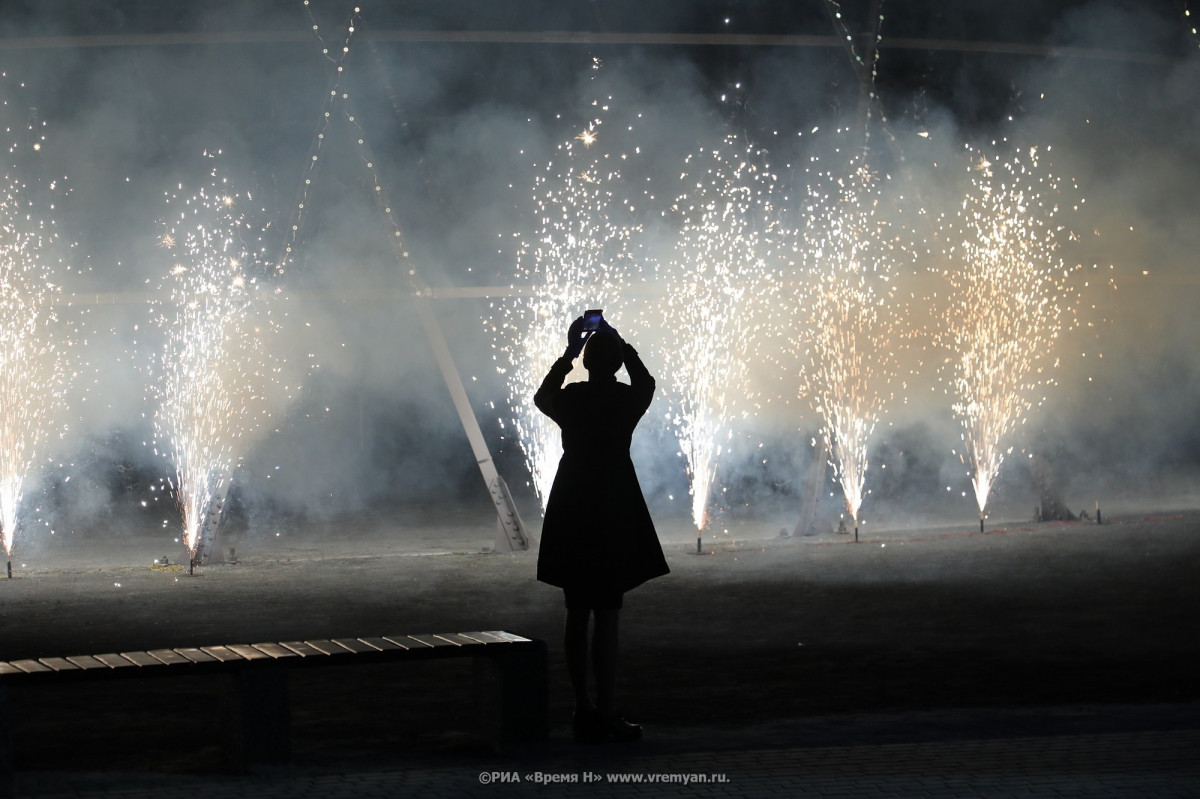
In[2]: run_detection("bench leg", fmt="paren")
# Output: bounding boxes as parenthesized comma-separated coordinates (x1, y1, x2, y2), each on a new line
(474, 641, 548, 750)
(224, 663, 291, 768)
(0, 686, 12, 799)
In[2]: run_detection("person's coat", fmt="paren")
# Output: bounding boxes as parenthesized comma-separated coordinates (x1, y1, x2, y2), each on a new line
(533, 342, 669, 594)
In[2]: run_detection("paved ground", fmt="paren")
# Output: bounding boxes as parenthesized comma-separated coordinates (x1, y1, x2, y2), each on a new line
(3, 502, 1200, 797)
(13, 706, 1200, 797)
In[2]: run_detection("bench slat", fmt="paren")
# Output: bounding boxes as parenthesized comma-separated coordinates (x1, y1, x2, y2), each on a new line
(279, 641, 327, 658)
(200, 646, 246, 663)
(118, 652, 163, 668)
(0, 662, 26, 675)
(250, 643, 298, 659)
(225, 644, 270, 661)
(94, 653, 138, 669)
(358, 636, 405, 652)
(394, 635, 440, 649)
(380, 635, 421, 650)
(147, 649, 191, 666)
(408, 634, 458, 649)
(38, 658, 81, 672)
(483, 631, 532, 643)
(303, 640, 352, 656)
(11, 660, 52, 674)
(175, 648, 219, 664)
(66, 655, 111, 670)
(437, 633, 487, 648)
(330, 638, 378, 654)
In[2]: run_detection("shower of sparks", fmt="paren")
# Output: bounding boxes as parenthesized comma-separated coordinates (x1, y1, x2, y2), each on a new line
(491, 98, 653, 509)
(0, 99, 72, 559)
(937, 143, 1080, 514)
(658, 137, 792, 530)
(798, 159, 901, 525)
(149, 162, 291, 558)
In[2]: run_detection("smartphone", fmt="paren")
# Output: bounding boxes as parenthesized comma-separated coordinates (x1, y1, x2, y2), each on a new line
(583, 309, 604, 331)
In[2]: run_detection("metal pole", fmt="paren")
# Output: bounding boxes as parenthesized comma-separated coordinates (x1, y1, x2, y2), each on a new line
(192, 478, 230, 567)
(413, 298, 531, 552)
(793, 437, 828, 538)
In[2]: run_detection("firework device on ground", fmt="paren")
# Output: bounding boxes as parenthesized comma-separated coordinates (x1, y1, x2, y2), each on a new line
(583, 309, 604, 331)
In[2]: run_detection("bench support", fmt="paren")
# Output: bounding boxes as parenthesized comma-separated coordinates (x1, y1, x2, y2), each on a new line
(228, 663, 291, 766)
(0, 686, 12, 799)
(474, 639, 549, 749)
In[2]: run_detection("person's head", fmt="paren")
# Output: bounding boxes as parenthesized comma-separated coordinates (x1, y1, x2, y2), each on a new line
(583, 330, 623, 376)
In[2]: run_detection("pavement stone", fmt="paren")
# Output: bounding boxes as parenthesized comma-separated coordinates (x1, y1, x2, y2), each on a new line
(12, 712, 1200, 798)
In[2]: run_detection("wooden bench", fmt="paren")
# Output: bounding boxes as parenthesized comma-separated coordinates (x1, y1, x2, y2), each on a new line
(0, 630, 546, 792)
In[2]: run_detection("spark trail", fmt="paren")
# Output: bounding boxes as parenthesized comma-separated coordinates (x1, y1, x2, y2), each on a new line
(149, 161, 290, 560)
(492, 95, 654, 509)
(659, 137, 791, 530)
(938, 143, 1079, 517)
(799, 159, 900, 528)
(0, 77, 73, 564)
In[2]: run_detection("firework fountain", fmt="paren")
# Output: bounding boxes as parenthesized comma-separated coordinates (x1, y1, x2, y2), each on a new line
(493, 92, 654, 509)
(149, 159, 291, 570)
(937, 143, 1080, 529)
(797, 157, 901, 539)
(0, 81, 73, 577)
(658, 136, 792, 549)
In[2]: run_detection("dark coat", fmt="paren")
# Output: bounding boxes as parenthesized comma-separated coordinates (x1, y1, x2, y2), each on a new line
(534, 343, 669, 595)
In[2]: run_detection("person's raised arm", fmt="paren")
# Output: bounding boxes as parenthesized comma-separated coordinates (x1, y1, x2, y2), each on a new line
(534, 353, 574, 420)
(621, 341, 654, 412)
(534, 316, 589, 421)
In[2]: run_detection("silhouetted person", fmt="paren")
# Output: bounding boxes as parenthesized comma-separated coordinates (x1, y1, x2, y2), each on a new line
(534, 314, 669, 743)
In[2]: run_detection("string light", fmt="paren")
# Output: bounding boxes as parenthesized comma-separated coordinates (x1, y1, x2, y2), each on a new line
(282, 4, 419, 285)
(823, 0, 892, 157)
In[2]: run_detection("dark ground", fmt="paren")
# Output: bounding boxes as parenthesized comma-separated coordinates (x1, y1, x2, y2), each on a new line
(2, 510, 1199, 775)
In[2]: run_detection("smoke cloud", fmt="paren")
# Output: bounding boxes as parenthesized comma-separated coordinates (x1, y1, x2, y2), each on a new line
(1, 0, 1197, 560)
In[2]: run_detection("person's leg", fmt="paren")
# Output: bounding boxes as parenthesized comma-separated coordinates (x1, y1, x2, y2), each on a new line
(564, 605, 592, 713)
(591, 605, 641, 741)
(591, 607, 619, 716)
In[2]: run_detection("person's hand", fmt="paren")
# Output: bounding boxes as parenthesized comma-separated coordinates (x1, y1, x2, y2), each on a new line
(565, 316, 591, 359)
(597, 317, 620, 340)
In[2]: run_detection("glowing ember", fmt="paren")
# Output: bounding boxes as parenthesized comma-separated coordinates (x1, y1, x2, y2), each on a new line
(0, 78, 73, 561)
(148, 159, 290, 559)
(658, 136, 791, 530)
(937, 143, 1080, 515)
